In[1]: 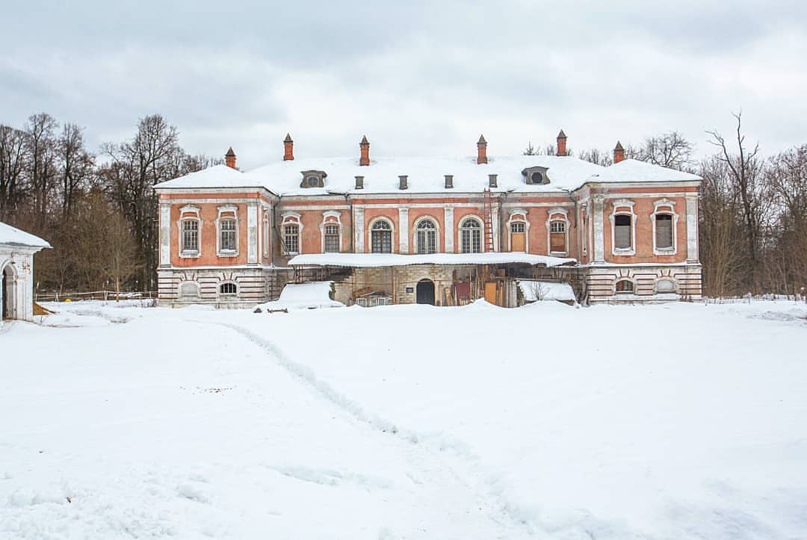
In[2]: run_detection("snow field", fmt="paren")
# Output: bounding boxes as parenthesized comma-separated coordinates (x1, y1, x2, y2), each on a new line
(1, 300, 805, 539)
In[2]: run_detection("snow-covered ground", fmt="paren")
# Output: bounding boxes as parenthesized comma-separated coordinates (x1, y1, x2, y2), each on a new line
(1, 299, 805, 539)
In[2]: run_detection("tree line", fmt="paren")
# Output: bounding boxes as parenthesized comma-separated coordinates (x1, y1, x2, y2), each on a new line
(1, 112, 804, 297)
(0, 113, 219, 294)
(527, 114, 807, 297)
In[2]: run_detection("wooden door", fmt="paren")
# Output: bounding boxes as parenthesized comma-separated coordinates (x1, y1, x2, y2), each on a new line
(484, 281, 497, 304)
(511, 233, 526, 252)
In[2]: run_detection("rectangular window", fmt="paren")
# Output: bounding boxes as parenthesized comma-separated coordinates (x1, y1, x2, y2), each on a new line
(511, 222, 525, 233)
(461, 230, 481, 253)
(182, 220, 198, 252)
(220, 219, 236, 252)
(324, 224, 339, 253)
(656, 214, 673, 249)
(417, 230, 436, 254)
(371, 231, 392, 253)
(284, 224, 299, 254)
(614, 215, 632, 250)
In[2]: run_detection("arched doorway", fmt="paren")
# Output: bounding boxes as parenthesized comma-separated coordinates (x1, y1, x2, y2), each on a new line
(416, 279, 435, 305)
(1, 264, 14, 320)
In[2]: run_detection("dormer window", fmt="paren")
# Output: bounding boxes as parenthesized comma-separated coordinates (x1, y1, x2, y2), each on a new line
(522, 166, 550, 185)
(300, 170, 327, 188)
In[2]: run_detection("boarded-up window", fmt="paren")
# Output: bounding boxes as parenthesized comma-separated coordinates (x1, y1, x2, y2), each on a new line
(655, 214, 673, 249)
(550, 220, 566, 253)
(614, 214, 632, 250)
(656, 278, 677, 293)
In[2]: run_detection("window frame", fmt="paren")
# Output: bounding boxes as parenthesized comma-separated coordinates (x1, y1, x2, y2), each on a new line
(546, 207, 570, 256)
(610, 199, 636, 256)
(414, 217, 439, 255)
(320, 210, 342, 253)
(370, 218, 394, 254)
(459, 216, 483, 254)
(281, 212, 303, 255)
(614, 278, 636, 294)
(219, 282, 238, 296)
(215, 204, 239, 257)
(177, 205, 202, 258)
(506, 209, 529, 252)
(652, 199, 678, 255)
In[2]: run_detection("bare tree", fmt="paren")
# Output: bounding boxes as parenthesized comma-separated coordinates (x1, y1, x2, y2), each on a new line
(636, 131, 694, 171)
(0, 125, 27, 221)
(707, 113, 767, 292)
(57, 123, 95, 218)
(577, 148, 613, 166)
(23, 113, 59, 228)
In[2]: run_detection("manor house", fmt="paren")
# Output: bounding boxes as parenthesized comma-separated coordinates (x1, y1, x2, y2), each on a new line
(154, 132, 702, 307)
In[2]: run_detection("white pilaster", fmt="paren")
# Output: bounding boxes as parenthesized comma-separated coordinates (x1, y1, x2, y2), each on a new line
(355, 207, 365, 253)
(686, 193, 699, 262)
(159, 202, 171, 266)
(593, 195, 605, 263)
(444, 206, 454, 253)
(398, 207, 409, 254)
(247, 203, 258, 264)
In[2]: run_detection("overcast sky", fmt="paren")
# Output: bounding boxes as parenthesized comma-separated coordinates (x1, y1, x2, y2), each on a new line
(2, 1, 805, 169)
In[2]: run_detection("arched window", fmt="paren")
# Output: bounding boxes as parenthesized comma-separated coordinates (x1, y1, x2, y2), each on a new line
(460, 217, 482, 253)
(416, 219, 437, 254)
(219, 282, 237, 295)
(615, 279, 634, 294)
(371, 220, 393, 253)
(324, 224, 340, 253)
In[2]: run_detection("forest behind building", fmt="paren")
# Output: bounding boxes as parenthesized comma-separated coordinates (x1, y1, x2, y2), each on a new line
(1, 112, 805, 297)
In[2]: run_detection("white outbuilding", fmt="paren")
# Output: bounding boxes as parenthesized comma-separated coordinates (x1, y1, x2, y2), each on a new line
(0, 222, 51, 322)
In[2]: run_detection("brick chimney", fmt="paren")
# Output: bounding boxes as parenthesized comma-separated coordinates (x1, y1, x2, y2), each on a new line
(398, 175, 408, 190)
(444, 174, 454, 189)
(225, 147, 236, 169)
(359, 135, 370, 166)
(556, 129, 568, 157)
(614, 141, 625, 164)
(477, 135, 488, 164)
(283, 133, 294, 161)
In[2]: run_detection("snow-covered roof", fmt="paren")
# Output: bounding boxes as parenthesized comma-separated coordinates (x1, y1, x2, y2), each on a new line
(287, 252, 575, 268)
(155, 155, 701, 195)
(255, 281, 344, 311)
(0, 222, 51, 249)
(591, 159, 701, 183)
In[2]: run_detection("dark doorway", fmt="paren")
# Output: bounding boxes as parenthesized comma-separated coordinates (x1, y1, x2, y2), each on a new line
(416, 279, 435, 305)
(1, 266, 12, 320)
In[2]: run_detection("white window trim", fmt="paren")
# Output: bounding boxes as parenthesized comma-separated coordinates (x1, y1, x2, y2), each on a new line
(412, 216, 441, 254)
(546, 207, 570, 256)
(320, 210, 342, 253)
(369, 217, 396, 253)
(459, 215, 483, 254)
(506, 209, 529, 252)
(651, 198, 678, 256)
(610, 199, 636, 256)
(177, 205, 201, 259)
(215, 204, 240, 257)
(281, 212, 303, 255)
